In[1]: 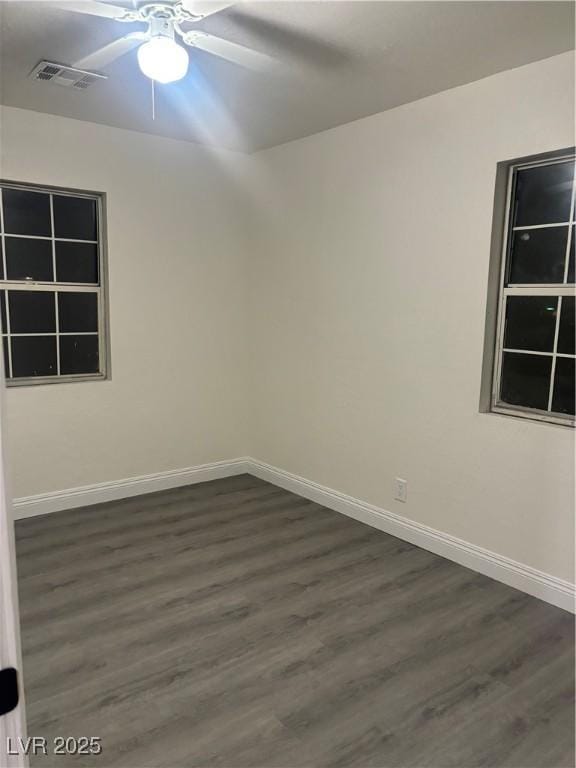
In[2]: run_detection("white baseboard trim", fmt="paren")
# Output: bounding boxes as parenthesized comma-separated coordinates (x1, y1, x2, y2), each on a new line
(247, 458, 575, 614)
(13, 458, 251, 520)
(12, 455, 574, 613)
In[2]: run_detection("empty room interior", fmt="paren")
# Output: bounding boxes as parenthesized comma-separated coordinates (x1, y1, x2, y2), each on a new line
(0, 1, 575, 766)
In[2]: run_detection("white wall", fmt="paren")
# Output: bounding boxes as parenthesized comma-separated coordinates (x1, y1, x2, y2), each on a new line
(248, 52, 576, 583)
(0, 107, 250, 498)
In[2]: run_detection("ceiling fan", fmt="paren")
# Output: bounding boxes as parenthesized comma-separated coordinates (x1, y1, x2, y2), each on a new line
(49, 1, 273, 83)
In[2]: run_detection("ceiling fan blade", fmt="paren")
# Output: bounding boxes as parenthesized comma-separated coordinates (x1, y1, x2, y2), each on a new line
(185, 31, 273, 71)
(181, 1, 235, 20)
(73, 32, 147, 70)
(49, 1, 132, 20)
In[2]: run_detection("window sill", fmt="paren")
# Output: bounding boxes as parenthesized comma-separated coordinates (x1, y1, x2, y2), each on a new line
(490, 403, 575, 428)
(6, 373, 107, 388)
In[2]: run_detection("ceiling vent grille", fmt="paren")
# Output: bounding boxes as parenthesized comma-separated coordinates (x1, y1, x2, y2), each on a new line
(28, 61, 108, 90)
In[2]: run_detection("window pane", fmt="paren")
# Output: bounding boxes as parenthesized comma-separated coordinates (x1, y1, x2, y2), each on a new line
(9, 291, 56, 333)
(557, 296, 575, 356)
(0, 292, 6, 333)
(55, 242, 98, 284)
(5, 237, 53, 282)
(552, 357, 575, 416)
(2, 337, 9, 378)
(508, 227, 568, 284)
(568, 226, 575, 284)
(500, 352, 552, 410)
(513, 162, 574, 226)
(58, 292, 98, 332)
(53, 195, 97, 241)
(60, 335, 99, 375)
(2, 188, 51, 236)
(11, 336, 57, 377)
(504, 296, 558, 352)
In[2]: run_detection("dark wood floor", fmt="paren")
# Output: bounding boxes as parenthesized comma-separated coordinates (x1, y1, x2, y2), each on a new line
(15, 474, 575, 768)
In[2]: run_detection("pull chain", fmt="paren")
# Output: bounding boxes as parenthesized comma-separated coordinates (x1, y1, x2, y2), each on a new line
(151, 78, 156, 121)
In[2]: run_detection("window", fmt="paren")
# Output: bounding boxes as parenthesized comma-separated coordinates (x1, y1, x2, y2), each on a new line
(0, 182, 108, 385)
(491, 153, 575, 425)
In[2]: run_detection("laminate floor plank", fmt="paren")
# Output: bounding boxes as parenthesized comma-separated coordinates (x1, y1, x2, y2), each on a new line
(15, 475, 575, 767)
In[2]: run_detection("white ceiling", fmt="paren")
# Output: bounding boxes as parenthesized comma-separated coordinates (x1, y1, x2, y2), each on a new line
(0, 1, 574, 153)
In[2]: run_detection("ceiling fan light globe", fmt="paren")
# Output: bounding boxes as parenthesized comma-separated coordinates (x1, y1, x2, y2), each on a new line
(137, 37, 189, 83)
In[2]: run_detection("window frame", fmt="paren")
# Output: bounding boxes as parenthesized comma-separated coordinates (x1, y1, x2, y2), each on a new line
(490, 153, 575, 427)
(0, 179, 109, 387)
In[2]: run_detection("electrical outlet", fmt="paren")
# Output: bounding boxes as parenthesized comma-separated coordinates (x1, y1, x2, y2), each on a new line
(394, 477, 407, 502)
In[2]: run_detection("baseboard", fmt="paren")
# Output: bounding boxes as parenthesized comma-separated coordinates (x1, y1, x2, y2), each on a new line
(247, 458, 575, 614)
(12, 455, 574, 613)
(13, 458, 251, 520)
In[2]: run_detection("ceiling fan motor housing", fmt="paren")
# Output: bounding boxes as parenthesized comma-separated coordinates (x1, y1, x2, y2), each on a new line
(136, 2, 197, 29)
(137, 2, 200, 43)
(149, 15, 175, 41)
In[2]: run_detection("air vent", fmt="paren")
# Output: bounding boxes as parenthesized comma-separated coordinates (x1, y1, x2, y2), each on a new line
(28, 61, 108, 90)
